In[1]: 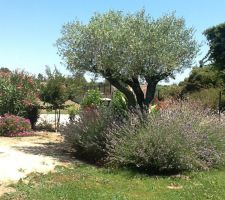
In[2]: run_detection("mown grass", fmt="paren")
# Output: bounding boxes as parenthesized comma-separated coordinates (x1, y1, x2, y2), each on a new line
(2, 163, 225, 200)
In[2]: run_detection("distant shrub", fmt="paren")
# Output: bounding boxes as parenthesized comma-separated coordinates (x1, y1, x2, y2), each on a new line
(187, 88, 225, 110)
(81, 90, 102, 108)
(0, 114, 33, 137)
(158, 84, 183, 100)
(35, 119, 55, 132)
(181, 66, 224, 92)
(106, 101, 225, 173)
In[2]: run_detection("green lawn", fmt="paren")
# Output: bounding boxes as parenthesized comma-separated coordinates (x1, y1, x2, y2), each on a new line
(1, 163, 225, 200)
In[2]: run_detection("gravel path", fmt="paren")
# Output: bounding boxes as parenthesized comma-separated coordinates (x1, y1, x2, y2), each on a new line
(0, 133, 73, 197)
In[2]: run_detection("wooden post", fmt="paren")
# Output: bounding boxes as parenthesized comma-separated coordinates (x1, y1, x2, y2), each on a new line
(109, 83, 112, 95)
(219, 91, 222, 121)
(54, 109, 57, 132)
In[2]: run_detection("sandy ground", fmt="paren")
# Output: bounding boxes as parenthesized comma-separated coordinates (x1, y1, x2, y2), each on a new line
(37, 114, 80, 127)
(0, 132, 74, 197)
(37, 114, 70, 125)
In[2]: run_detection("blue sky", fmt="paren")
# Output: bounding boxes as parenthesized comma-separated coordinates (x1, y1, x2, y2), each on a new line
(0, 0, 225, 83)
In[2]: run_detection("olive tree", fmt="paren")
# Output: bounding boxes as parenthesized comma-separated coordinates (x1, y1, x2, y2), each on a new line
(57, 10, 198, 110)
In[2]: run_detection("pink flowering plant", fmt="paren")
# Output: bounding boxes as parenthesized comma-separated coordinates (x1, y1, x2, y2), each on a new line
(0, 70, 39, 115)
(0, 114, 33, 137)
(0, 70, 40, 128)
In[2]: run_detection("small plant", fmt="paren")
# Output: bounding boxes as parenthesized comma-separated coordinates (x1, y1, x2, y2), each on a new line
(0, 114, 33, 137)
(67, 105, 80, 121)
(111, 91, 128, 117)
(149, 104, 159, 114)
(81, 90, 102, 108)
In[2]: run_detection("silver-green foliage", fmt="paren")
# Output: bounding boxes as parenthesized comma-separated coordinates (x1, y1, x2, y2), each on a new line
(57, 10, 197, 79)
(56, 10, 199, 107)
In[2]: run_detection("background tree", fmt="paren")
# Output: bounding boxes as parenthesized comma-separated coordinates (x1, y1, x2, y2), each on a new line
(202, 22, 225, 70)
(0, 67, 11, 74)
(37, 73, 45, 82)
(40, 67, 68, 131)
(57, 10, 199, 110)
(66, 72, 88, 103)
(181, 65, 224, 92)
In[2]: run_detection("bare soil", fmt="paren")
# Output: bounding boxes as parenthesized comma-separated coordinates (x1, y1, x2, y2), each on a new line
(0, 132, 74, 197)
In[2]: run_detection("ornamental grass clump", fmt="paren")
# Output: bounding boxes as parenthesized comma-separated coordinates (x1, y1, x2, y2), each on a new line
(106, 101, 225, 173)
(0, 114, 33, 137)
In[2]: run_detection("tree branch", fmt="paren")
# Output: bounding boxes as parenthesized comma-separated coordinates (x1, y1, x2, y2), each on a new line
(102, 70, 137, 108)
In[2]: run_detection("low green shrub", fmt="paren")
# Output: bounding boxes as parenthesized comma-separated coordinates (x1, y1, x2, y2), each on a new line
(35, 120, 55, 132)
(0, 114, 33, 136)
(187, 88, 225, 110)
(106, 101, 225, 173)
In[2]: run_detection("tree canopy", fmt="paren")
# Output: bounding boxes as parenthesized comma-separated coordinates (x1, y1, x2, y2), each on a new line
(57, 10, 199, 110)
(40, 67, 68, 109)
(65, 73, 88, 103)
(203, 22, 225, 70)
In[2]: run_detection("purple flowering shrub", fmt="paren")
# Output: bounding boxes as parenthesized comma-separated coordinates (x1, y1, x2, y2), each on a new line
(106, 101, 225, 173)
(0, 114, 33, 137)
(61, 100, 225, 173)
(61, 107, 114, 164)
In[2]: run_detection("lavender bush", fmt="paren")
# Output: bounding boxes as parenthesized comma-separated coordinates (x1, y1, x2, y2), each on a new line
(61, 107, 115, 164)
(106, 101, 225, 173)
